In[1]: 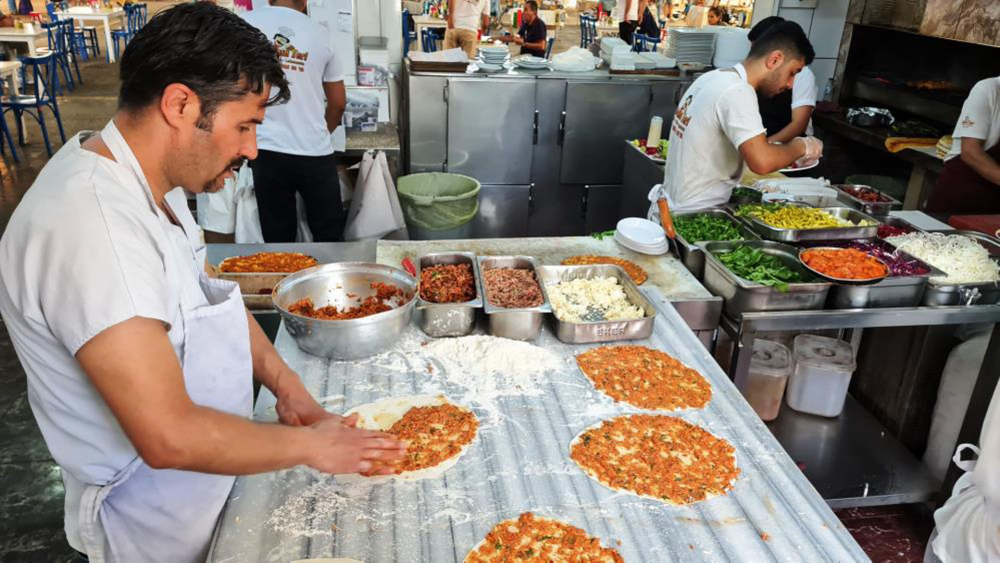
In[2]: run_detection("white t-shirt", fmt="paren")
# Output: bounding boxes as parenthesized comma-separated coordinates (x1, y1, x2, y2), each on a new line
(792, 66, 818, 136)
(613, 0, 640, 22)
(452, 0, 489, 32)
(658, 64, 766, 212)
(946, 77, 1000, 161)
(0, 133, 207, 487)
(243, 6, 345, 157)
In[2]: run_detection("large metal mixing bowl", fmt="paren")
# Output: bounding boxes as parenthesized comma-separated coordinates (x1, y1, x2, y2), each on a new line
(272, 262, 417, 360)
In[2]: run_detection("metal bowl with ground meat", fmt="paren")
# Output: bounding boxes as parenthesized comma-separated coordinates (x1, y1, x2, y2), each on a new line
(272, 262, 417, 359)
(415, 252, 483, 337)
(477, 256, 552, 341)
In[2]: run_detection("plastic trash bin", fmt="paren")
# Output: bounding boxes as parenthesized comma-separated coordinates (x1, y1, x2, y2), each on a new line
(397, 173, 481, 237)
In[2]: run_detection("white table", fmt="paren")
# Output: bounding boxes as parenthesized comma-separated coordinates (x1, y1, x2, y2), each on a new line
(56, 7, 125, 63)
(0, 27, 46, 58)
(412, 14, 447, 52)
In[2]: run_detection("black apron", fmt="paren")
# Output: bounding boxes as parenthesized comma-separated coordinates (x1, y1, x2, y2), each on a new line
(925, 143, 1000, 214)
(759, 89, 793, 137)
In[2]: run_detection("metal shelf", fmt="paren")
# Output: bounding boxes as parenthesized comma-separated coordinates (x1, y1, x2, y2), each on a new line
(767, 395, 941, 508)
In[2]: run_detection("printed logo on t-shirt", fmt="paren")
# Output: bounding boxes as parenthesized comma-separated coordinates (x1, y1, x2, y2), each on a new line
(962, 116, 975, 128)
(671, 95, 693, 139)
(273, 30, 309, 73)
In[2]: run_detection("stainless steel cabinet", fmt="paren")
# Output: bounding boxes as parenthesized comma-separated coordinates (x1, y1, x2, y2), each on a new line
(649, 80, 688, 125)
(584, 184, 624, 233)
(446, 79, 537, 185)
(559, 81, 651, 185)
(470, 184, 531, 238)
(405, 74, 448, 173)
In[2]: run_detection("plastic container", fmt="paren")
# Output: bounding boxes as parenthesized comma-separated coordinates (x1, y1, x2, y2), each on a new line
(742, 340, 792, 422)
(397, 173, 481, 232)
(787, 335, 857, 417)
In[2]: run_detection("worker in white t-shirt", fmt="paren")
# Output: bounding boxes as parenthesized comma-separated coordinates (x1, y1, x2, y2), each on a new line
(445, 0, 489, 59)
(613, 0, 640, 44)
(926, 77, 1000, 213)
(748, 16, 818, 143)
(243, 0, 348, 242)
(0, 5, 404, 562)
(649, 21, 823, 215)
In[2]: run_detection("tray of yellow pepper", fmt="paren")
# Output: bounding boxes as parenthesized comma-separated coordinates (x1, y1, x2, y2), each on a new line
(731, 203, 880, 242)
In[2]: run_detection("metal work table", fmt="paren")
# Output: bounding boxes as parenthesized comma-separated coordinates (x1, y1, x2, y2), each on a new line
(719, 305, 1000, 508)
(209, 292, 865, 562)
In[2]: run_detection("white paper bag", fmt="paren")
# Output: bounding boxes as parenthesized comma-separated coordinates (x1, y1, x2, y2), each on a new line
(343, 150, 408, 241)
(195, 178, 237, 234)
(234, 164, 264, 244)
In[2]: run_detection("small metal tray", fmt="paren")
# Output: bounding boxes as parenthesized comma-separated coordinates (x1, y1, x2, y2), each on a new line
(920, 230, 1000, 306)
(799, 239, 941, 309)
(702, 241, 830, 318)
(834, 184, 902, 216)
(872, 214, 924, 237)
(536, 265, 656, 344)
(415, 252, 483, 337)
(477, 256, 552, 341)
(216, 271, 288, 311)
(673, 208, 760, 280)
(739, 206, 880, 242)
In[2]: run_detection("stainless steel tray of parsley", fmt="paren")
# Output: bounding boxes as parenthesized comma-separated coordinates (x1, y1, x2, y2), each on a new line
(672, 208, 760, 280)
(701, 241, 831, 318)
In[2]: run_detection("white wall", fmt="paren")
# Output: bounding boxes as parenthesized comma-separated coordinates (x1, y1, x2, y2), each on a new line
(776, 0, 850, 100)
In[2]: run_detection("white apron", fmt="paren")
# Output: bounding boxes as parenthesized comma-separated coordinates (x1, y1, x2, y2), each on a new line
(66, 121, 254, 563)
(930, 380, 1000, 563)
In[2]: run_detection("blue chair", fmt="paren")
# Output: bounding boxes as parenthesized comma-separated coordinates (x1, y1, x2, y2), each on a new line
(39, 21, 79, 93)
(545, 36, 554, 58)
(110, 4, 140, 62)
(402, 9, 416, 58)
(3, 52, 66, 156)
(47, 2, 102, 60)
(0, 79, 19, 163)
(421, 28, 441, 53)
(632, 33, 660, 53)
(581, 14, 597, 48)
(135, 2, 148, 26)
(579, 14, 591, 48)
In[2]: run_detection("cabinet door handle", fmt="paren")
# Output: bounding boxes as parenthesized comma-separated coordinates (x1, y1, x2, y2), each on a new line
(674, 83, 682, 105)
(558, 111, 566, 146)
(532, 110, 539, 145)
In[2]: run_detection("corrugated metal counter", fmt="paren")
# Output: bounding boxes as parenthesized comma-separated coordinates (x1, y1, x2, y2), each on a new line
(208, 297, 867, 562)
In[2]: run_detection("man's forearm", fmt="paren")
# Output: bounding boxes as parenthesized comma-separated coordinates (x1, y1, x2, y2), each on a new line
(963, 148, 1000, 186)
(247, 310, 301, 399)
(525, 40, 546, 51)
(768, 107, 812, 144)
(326, 106, 344, 134)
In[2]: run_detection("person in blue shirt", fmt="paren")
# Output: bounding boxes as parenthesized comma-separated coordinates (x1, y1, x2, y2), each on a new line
(501, 0, 547, 57)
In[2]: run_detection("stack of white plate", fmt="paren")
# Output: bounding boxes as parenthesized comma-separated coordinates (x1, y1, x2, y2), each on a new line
(513, 55, 551, 69)
(614, 217, 669, 255)
(712, 28, 750, 69)
(638, 51, 676, 69)
(479, 45, 510, 65)
(664, 28, 716, 66)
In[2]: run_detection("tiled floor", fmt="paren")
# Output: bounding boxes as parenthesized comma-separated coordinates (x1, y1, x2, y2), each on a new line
(0, 17, 941, 563)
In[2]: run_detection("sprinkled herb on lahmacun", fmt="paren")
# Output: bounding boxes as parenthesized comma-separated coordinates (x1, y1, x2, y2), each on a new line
(465, 512, 624, 563)
(576, 346, 711, 411)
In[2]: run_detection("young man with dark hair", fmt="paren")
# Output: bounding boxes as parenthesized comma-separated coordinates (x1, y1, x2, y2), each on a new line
(649, 20, 823, 214)
(0, 5, 404, 562)
(243, 0, 348, 242)
(501, 0, 546, 57)
(748, 16, 819, 143)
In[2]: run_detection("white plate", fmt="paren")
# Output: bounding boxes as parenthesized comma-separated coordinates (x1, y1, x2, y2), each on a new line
(779, 160, 820, 173)
(476, 62, 503, 73)
(616, 217, 667, 247)
(615, 231, 669, 255)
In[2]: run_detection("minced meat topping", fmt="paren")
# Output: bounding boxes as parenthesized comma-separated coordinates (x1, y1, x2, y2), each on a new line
(219, 252, 317, 273)
(576, 346, 711, 411)
(385, 404, 478, 474)
(288, 282, 407, 321)
(482, 268, 544, 308)
(570, 415, 739, 505)
(465, 512, 624, 563)
(420, 263, 477, 303)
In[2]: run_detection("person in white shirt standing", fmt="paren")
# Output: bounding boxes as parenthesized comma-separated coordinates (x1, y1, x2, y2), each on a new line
(445, 0, 489, 59)
(748, 16, 819, 144)
(0, 5, 405, 562)
(243, 0, 348, 242)
(649, 21, 823, 215)
(614, 0, 640, 45)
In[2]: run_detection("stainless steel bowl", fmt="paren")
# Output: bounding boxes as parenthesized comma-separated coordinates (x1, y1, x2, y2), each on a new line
(272, 262, 417, 360)
(798, 247, 889, 285)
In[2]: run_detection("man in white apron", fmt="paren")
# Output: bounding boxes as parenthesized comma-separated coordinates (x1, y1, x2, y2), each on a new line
(0, 5, 406, 562)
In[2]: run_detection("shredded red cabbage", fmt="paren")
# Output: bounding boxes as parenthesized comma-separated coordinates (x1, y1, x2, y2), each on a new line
(806, 240, 931, 277)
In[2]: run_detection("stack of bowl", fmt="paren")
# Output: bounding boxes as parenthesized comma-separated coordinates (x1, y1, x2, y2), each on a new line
(614, 217, 670, 255)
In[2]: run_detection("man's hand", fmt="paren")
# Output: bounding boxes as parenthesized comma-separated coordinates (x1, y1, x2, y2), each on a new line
(306, 416, 407, 475)
(274, 372, 333, 427)
(514, 36, 524, 45)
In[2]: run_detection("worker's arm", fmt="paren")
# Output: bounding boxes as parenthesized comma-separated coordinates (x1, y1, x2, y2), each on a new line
(517, 36, 546, 51)
(481, 13, 489, 33)
(960, 137, 1000, 186)
(767, 106, 813, 145)
(625, 0, 634, 20)
(447, 0, 455, 28)
(76, 317, 406, 475)
(739, 134, 807, 174)
(323, 81, 346, 134)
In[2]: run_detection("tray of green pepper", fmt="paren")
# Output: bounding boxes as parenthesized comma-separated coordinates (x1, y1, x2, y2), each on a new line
(701, 241, 830, 317)
(672, 208, 759, 280)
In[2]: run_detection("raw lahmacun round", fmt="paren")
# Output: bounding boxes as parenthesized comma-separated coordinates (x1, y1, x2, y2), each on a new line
(561, 255, 648, 285)
(576, 345, 711, 411)
(464, 512, 624, 563)
(570, 414, 739, 505)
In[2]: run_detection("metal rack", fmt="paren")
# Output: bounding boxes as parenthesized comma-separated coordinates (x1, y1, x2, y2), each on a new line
(719, 305, 1000, 507)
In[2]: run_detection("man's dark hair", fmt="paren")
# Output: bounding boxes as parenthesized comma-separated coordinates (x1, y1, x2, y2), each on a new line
(747, 15, 784, 43)
(747, 20, 815, 65)
(118, 3, 290, 130)
(524, 0, 538, 12)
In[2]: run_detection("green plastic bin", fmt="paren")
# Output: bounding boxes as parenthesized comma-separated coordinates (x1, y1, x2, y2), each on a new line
(397, 172, 481, 232)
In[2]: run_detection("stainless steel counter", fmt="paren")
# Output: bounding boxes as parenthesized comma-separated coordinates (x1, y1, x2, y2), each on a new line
(208, 297, 865, 562)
